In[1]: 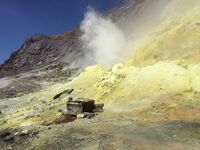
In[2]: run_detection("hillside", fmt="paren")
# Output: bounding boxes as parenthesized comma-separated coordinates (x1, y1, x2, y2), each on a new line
(1, 0, 200, 149)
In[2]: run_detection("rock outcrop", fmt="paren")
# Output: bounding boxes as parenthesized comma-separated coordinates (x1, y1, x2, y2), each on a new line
(0, 0, 142, 79)
(0, 29, 82, 78)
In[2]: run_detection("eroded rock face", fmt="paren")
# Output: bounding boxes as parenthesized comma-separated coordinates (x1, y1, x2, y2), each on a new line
(106, 0, 145, 22)
(0, 29, 82, 78)
(0, 0, 142, 79)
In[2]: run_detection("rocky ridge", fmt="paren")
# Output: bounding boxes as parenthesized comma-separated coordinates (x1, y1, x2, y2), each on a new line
(0, 0, 143, 79)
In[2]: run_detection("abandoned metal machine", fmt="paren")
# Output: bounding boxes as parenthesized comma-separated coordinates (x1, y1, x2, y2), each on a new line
(66, 97, 104, 117)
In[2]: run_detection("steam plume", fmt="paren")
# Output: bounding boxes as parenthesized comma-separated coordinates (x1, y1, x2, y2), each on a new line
(80, 1, 168, 68)
(80, 8, 127, 68)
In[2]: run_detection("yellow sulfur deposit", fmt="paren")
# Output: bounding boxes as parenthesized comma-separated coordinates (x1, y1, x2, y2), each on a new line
(2, 0, 200, 128)
(66, 0, 200, 119)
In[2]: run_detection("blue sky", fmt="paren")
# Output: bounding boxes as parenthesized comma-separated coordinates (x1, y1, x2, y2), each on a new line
(0, 0, 122, 64)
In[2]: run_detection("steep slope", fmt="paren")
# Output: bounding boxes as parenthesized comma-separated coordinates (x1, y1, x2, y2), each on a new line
(0, 29, 82, 78)
(0, 29, 82, 98)
(132, 0, 200, 67)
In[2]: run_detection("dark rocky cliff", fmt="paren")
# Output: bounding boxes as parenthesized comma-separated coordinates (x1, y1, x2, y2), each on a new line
(0, 0, 143, 79)
(0, 28, 82, 78)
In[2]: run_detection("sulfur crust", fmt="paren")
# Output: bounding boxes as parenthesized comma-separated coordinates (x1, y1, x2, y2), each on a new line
(2, 0, 200, 128)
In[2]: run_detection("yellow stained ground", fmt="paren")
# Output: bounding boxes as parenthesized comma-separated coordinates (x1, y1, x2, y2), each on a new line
(2, 0, 200, 128)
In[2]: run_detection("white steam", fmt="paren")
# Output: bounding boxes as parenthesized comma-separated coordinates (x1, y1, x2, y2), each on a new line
(80, 1, 168, 68)
(80, 9, 127, 68)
